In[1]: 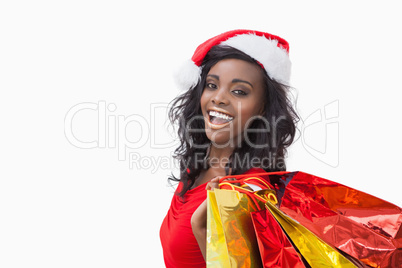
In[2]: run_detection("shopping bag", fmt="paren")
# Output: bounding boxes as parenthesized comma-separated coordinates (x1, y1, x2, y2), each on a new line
(206, 190, 231, 267)
(275, 172, 402, 268)
(250, 208, 306, 268)
(206, 188, 262, 267)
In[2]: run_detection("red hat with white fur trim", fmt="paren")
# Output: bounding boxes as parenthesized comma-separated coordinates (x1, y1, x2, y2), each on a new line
(175, 29, 291, 90)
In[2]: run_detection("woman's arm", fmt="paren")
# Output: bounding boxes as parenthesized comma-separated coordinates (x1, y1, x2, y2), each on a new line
(191, 199, 208, 259)
(191, 177, 220, 260)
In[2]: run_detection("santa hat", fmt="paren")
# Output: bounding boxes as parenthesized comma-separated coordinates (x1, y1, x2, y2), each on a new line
(175, 29, 291, 90)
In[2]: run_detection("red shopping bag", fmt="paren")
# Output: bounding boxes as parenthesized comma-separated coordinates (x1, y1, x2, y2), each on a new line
(266, 171, 402, 268)
(218, 171, 402, 267)
(250, 208, 306, 267)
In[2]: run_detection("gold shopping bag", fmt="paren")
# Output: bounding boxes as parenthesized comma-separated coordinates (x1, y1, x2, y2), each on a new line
(206, 190, 230, 267)
(206, 189, 262, 268)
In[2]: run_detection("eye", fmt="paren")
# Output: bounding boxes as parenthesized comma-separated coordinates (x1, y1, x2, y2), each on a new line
(206, 83, 217, 89)
(232, 89, 247, 96)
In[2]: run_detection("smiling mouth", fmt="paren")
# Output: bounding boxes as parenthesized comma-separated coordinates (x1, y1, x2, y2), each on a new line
(207, 110, 234, 129)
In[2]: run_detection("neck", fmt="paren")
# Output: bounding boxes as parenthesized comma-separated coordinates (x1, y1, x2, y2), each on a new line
(207, 144, 234, 170)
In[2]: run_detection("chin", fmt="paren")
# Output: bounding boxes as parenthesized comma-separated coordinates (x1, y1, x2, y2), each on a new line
(205, 132, 238, 148)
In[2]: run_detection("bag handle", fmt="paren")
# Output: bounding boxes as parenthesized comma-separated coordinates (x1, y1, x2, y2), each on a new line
(218, 174, 280, 210)
(217, 171, 290, 181)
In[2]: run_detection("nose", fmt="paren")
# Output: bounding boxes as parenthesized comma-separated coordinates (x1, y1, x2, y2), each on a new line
(211, 88, 229, 105)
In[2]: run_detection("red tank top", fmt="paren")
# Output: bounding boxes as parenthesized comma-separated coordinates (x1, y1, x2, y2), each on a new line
(160, 168, 265, 268)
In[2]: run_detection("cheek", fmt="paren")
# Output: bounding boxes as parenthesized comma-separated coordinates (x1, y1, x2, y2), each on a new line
(238, 110, 256, 128)
(237, 101, 264, 127)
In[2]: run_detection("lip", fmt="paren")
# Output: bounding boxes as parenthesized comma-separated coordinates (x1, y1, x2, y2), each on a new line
(206, 120, 233, 130)
(205, 108, 234, 130)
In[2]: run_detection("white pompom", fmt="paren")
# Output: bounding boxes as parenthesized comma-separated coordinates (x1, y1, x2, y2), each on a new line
(173, 59, 202, 91)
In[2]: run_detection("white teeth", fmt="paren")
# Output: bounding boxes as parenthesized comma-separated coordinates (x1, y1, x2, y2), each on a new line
(209, 110, 233, 120)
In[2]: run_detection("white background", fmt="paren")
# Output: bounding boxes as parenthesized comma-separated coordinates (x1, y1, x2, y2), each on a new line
(1, 1, 401, 267)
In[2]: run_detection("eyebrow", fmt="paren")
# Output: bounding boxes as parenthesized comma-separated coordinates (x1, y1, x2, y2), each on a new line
(207, 75, 254, 88)
(232, 78, 253, 88)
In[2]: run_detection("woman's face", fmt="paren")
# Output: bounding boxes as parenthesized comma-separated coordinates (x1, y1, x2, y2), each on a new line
(200, 58, 266, 147)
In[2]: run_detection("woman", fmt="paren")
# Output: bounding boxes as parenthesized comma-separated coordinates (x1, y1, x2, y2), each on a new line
(160, 29, 299, 267)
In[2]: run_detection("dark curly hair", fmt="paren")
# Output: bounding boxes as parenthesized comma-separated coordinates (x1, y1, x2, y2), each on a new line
(168, 45, 299, 196)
